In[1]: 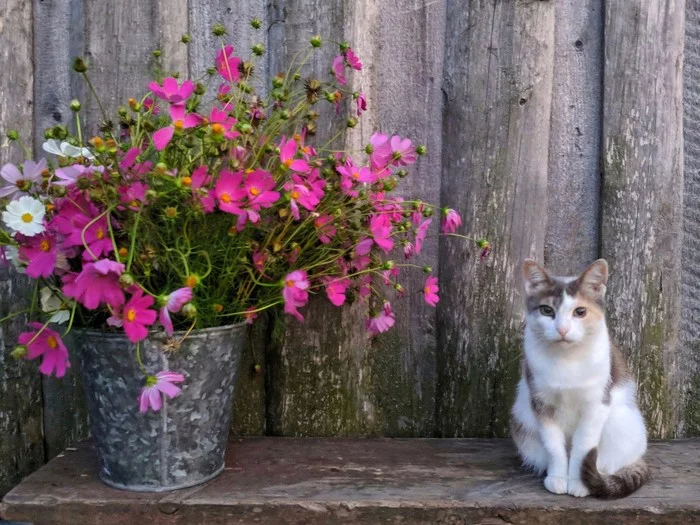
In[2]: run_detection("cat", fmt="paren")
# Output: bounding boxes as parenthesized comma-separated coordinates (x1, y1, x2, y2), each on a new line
(510, 259, 650, 499)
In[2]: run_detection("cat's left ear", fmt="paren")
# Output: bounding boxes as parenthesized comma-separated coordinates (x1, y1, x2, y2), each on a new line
(578, 259, 608, 298)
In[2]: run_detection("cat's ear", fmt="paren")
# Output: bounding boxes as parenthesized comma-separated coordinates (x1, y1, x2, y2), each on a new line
(522, 259, 551, 295)
(579, 259, 608, 298)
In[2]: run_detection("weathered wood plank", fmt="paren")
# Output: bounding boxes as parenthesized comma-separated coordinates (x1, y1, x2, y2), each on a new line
(436, 0, 555, 436)
(601, 0, 685, 438)
(360, 0, 446, 436)
(3, 437, 700, 524)
(82, 0, 189, 131)
(188, 0, 269, 436)
(681, 0, 700, 437)
(33, 0, 90, 460)
(0, 0, 44, 497)
(545, 0, 603, 274)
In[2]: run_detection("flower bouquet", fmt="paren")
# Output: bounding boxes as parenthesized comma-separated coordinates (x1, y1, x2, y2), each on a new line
(0, 20, 485, 490)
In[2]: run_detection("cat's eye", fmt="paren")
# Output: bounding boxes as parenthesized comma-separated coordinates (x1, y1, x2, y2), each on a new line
(539, 305, 555, 317)
(574, 307, 587, 318)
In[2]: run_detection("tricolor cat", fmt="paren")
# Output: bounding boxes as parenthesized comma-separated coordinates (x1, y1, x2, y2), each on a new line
(511, 259, 650, 498)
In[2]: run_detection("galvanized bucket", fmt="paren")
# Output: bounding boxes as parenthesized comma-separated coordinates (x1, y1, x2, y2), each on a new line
(75, 322, 246, 492)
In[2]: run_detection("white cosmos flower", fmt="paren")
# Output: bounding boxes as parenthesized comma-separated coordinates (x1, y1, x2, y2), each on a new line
(2, 196, 46, 236)
(40, 287, 71, 324)
(42, 139, 95, 160)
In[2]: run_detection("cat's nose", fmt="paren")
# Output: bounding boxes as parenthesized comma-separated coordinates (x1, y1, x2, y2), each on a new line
(557, 325, 570, 337)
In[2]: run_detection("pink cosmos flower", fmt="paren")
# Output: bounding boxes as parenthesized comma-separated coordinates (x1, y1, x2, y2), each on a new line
(415, 218, 432, 254)
(119, 147, 152, 179)
(148, 77, 195, 104)
(18, 232, 58, 278)
(367, 302, 395, 336)
(18, 323, 70, 378)
(216, 45, 242, 82)
(356, 92, 367, 116)
(314, 215, 336, 244)
(139, 371, 185, 413)
(332, 55, 347, 85)
(424, 276, 439, 307)
(118, 182, 149, 211)
(369, 214, 394, 253)
(153, 103, 203, 151)
(143, 97, 158, 115)
(286, 174, 323, 220)
(0, 160, 46, 199)
(215, 170, 245, 215)
(325, 278, 350, 307)
(356, 237, 373, 256)
(279, 137, 311, 173)
(53, 164, 104, 187)
(245, 170, 280, 213)
(189, 166, 215, 213)
(244, 306, 258, 325)
(441, 208, 462, 234)
(358, 274, 372, 299)
(345, 48, 362, 70)
(337, 160, 376, 187)
(282, 270, 310, 322)
(71, 259, 125, 309)
(123, 290, 158, 343)
(159, 287, 193, 337)
(50, 196, 114, 260)
(390, 135, 417, 166)
(252, 250, 268, 273)
(403, 241, 415, 259)
(209, 107, 240, 140)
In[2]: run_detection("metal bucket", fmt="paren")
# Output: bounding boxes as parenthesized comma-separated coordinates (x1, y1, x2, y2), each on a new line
(75, 322, 245, 492)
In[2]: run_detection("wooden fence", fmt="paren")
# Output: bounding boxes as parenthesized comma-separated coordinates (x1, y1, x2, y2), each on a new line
(0, 0, 696, 495)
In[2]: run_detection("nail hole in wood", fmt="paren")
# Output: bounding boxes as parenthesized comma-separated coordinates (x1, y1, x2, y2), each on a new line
(575, 39, 584, 49)
(519, 98, 527, 106)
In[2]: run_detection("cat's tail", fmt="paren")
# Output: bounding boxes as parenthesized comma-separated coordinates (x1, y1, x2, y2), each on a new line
(581, 448, 650, 499)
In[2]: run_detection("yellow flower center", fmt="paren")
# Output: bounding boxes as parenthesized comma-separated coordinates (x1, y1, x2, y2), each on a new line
(95, 228, 105, 240)
(118, 247, 128, 258)
(211, 123, 224, 135)
(352, 171, 360, 179)
(21, 213, 34, 223)
(46, 336, 59, 349)
(125, 309, 137, 322)
(185, 275, 198, 288)
(424, 286, 431, 294)
(291, 190, 300, 200)
(285, 279, 295, 288)
(249, 186, 261, 196)
(181, 176, 192, 187)
(220, 192, 231, 204)
(283, 158, 293, 168)
(293, 133, 302, 142)
(174, 119, 185, 130)
(40, 239, 51, 252)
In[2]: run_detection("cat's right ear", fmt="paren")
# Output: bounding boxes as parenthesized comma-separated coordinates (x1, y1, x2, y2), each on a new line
(522, 259, 551, 295)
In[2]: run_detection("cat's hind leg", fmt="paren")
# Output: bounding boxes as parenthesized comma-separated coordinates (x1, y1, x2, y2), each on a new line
(596, 388, 647, 475)
(511, 379, 548, 475)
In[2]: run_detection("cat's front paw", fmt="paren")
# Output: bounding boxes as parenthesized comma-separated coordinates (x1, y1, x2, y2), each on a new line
(567, 478, 590, 498)
(544, 475, 567, 494)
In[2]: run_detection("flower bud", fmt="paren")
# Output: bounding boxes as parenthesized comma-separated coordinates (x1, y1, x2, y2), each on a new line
(293, 73, 301, 81)
(251, 43, 265, 56)
(272, 74, 284, 88)
(423, 265, 433, 274)
(11, 345, 28, 359)
(69, 99, 82, 112)
(346, 118, 357, 128)
(119, 273, 135, 287)
(236, 122, 253, 134)
(253, 363, 262, 375)
(214, 304, 224, 313)
(364, 144, 374, 155)
(145, 189, 158, 200)
(393, 283, 405, 294)
(206, 67, 216, 76)
(383, 179, 398, 191)
(422, 206, 434, 218)
(72, 57, 88, 73)
(155, 162, 168, 175)
(6, 130, 19, 141)
(381, 260, 395, 270)
(194, 82, 206, 96)
(53, 125, 69, 140)
(396, 169, 408, 178)
(164, 206, 178, 219)
(118, 247, 128, 259)
(182, 303, 197, 318)
(152, 49, 162, 58)
(476, 238, 489, 249)
(212, 23, 226, 36)
(181, 33, 191, 43)
(43, 128, 54, 139)
(118, 106, 128, 117)
(339, 41, 350, 52)
(279, 110, 290, 120)
(251, 18, 263, 29)
(416, 145, 427, 155)
(310, 35, 322, 48)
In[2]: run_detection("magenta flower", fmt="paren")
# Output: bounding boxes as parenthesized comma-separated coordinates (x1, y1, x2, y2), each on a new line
(441, 208, 462, 234)
(337, 160, 377, 187)
(369, 214, 394, 253)
(244, 306, 258, 325)
(159, 287, 193, 337)
(325, 278, 350, 307)
(345, 48, 362, 70)
(0, 160, 46, 199)
(332, 55, 347, 85)
(214, 170, 245, 215)
(279, 137, 311, 173)
(71, 259, 125, 309)
(18, 232, 58, 278)
(424, 276, 439, 307)
(216, 45, 242, 82)
(282, 270, 310, 322)
(209, 107, 240, 140)
(286, 176, 322, 220)
(415, 218, 432, 254)
(358, 275, 372, 299)
(51, 194, 114, 259)
(53, 164, 104, 187)
(356, 237, 373, 256)
(245, 170, 280, 213)
(148, 77, 195, 104)
(139, 371, 185, 413)
(18, 323, 70, 378)
(369, 132, 392, 172)
(390, 135, 417, 166)
(367, 302, 395, 336)
(356, 92, 367, 116)
(118, 181, 149, 211)
(123, 290, 158, 343)
(314, 215, 336, 244)
(403, 241, 415, 259)
(153, 103, 203, 151)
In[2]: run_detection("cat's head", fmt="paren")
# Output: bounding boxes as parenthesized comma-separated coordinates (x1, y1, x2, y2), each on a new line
(522, 259, 608, 345)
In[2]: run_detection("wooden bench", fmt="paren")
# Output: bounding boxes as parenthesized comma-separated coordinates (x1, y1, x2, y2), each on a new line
(2, 438, 699, 524)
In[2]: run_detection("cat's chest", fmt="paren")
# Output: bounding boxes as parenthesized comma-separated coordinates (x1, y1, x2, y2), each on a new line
(540, 388, 590, 435)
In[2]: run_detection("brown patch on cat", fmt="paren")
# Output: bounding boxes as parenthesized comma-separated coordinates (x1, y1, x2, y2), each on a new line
(523, 259, 608, 312)
(603, 345, 632, 405)
(524, 361, 555, 419)
(582, 448, 650, 498)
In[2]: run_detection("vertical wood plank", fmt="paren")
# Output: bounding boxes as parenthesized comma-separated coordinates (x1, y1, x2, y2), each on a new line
(436, 0, 555, 437)
(356, 0, 446, 436)
(601, 0, 684, 438)
(33, 0, 90, 460)
(188, 0, 269, 436)
(679, 0, 700, 437)
(82, 0, 189, 131)
(0, 0, 44, 496)
(545, 0, 603, 274)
